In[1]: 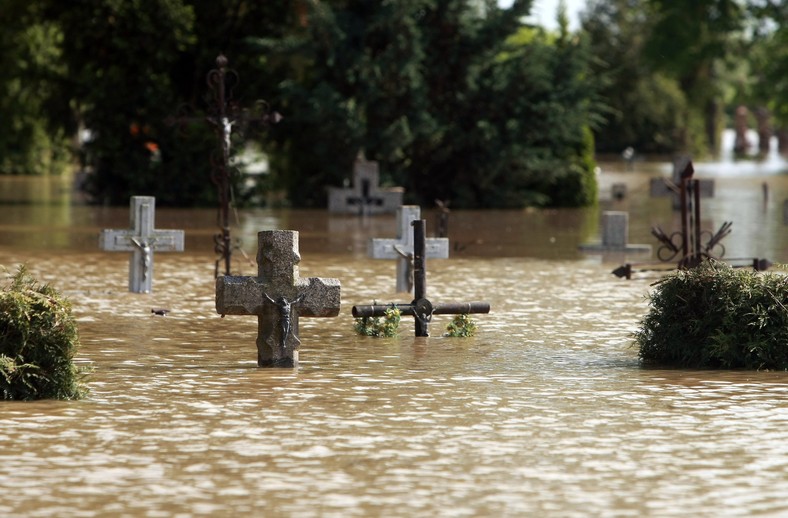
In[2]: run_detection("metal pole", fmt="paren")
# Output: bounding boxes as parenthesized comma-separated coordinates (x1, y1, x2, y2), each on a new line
(412, 219, 428, 336)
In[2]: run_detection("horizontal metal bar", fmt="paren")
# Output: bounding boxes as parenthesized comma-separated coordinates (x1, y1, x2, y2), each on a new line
(352, 301, 490, 318)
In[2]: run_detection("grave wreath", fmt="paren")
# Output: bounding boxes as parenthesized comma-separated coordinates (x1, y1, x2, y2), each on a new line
(0, 266, 88, 400)
(636, 260, 788, 370)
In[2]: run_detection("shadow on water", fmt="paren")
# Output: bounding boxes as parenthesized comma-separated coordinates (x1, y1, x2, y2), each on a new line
(1, 149, 788, 517)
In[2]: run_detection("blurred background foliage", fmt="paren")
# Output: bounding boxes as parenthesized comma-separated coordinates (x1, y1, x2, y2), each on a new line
(0, 0, 785, 209)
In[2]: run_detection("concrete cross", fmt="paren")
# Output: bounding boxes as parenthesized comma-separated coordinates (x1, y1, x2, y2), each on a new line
(354, 220, 489, 337)
(99, 196, 184, 293)
(327, 155, 403, 215)
(368, 205, 449, 293)
(215, 230, 341, 367)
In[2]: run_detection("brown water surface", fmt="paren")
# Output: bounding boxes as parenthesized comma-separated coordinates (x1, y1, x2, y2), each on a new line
(1, 160, 788, 517)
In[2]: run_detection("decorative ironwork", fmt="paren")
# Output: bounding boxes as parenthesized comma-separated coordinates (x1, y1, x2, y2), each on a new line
(613, 160, 770, 279)
(168, 54, 280, 277)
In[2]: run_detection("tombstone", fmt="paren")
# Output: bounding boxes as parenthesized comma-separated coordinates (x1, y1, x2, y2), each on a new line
(99, 196, 185, 293)
(353, 220, 489, 337)
(369, 205, 449, 293)
(215, 230, 340, 367)
(327, 154, 404, 215)
(579, 211, 651, 254)
(650, 156, 713, 208)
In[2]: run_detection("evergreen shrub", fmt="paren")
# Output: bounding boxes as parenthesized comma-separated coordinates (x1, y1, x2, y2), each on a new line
(635, 261, 788, 370)
(0, 266, 88, 400)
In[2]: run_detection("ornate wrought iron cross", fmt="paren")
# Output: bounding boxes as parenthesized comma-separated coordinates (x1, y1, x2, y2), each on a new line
(168, 54, 280, 277)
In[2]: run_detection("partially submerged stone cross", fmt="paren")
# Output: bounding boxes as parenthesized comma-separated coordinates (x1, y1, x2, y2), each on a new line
(215, 230, 340, 367)
(327, 155, 403, 215)
(369, 205, 449, 293)
(99, 196, 184, 293)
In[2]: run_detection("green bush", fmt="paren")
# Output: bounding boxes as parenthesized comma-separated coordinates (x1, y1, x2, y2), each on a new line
(354, 304, 401, 337)
(635, 261, 788, 370)
(444, 314, 478, 338)
(0, 266, 88, 400)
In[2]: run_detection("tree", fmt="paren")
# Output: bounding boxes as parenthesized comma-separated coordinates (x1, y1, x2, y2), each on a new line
(0, 0, 70, 175)
(582, 0, 690, 155)
(258, 0, 602, 208)
(643, 0, 747, 154)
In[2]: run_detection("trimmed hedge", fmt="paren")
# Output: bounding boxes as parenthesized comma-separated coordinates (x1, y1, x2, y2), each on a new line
(0, 266, 88, 400)
(635, 260, 788, 370)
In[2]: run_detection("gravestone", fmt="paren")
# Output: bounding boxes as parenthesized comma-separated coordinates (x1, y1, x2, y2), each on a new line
(579, 211, 651, 254)
(327, 155, 404, 215)
(99, 196, 184, 293)
(369, 205, 449, 293)
(215, 230, 340, 367)
(354, 220, 489, 337)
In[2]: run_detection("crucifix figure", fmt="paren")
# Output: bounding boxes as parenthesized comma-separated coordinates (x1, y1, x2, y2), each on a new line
(369, 205, 449, 293)
(99, 196, 184, 293)
(354, 220, 489, 337)
(216, 230, 340, 367)
(263, 292, 305, 350)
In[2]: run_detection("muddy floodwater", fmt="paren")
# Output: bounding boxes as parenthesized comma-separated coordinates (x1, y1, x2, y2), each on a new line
(2, 154, 788, 516)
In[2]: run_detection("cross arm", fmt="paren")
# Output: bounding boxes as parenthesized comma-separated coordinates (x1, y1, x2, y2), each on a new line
(295, 277, 341, 317)
(99, 229, 184, 252)
(352, 301, 490, 318)
(368, 237, 450, 259)
(215, 276, 266, 316)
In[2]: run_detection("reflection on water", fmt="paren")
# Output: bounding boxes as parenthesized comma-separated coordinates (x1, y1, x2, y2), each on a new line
(1, 160, 788, 516)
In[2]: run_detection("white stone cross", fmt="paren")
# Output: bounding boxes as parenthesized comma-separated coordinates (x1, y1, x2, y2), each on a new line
(99, 196, 184, 293)
(368, 205, 449, 293)
(215, 230, 341, 367)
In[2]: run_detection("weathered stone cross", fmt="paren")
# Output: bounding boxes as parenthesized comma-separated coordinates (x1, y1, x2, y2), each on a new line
(354, 220, 489, 337)
(369, 205, 449, 293)
(215, 230, 341, 367)
(99, 196, 184, 293)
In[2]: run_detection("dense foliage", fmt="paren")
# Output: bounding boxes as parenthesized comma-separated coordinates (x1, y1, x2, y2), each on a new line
(583, 0, 787, 156)
(0, 266, 88, 400)
(0, 0, 599, 209)
(354, 305, 401, 337)
(2, 0, 786, 204)
(636, 261, 788, 370)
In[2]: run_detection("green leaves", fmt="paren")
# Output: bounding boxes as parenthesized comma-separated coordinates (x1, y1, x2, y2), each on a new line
(353, 304, 401, 338)
(0, 266, 88, 400)
(636, 261, 788, 370)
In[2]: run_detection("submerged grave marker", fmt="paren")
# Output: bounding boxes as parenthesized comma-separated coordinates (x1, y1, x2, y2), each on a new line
(327, 154, 404, 215)
(99, 196, 184, 293)
(579, 211, 651, 254)
(215, 230, 340, 367)
(354, 219, 489, 337)
(369, 205, 449, 293)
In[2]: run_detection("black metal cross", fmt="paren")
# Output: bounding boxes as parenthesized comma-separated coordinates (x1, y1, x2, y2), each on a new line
(167, 54, 280, 277)
(352, 219, 490, 337)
